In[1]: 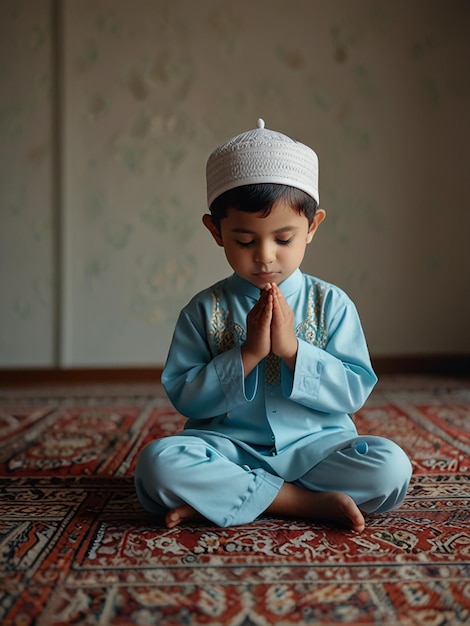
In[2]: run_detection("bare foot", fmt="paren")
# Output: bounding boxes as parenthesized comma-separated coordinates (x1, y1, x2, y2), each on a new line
(266, 484, 365, 533)
(165, 504, 204, 529)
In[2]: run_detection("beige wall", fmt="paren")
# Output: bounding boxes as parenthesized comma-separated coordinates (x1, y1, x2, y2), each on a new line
(1, 0, 469, 367)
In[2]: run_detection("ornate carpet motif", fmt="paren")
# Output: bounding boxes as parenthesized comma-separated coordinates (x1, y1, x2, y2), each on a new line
(0, 377, 469, 625)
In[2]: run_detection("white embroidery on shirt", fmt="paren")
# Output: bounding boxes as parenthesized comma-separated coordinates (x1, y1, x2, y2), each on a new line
(295, 282, 328, 350)
(210, 285, 245, 355)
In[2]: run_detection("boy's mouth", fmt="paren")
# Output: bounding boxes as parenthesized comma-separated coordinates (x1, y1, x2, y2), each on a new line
(252, 271, 282, 285)
(253, 271, 279, 279)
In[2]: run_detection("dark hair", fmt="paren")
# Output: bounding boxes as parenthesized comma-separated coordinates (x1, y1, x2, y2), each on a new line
(209, 183, 318, 230)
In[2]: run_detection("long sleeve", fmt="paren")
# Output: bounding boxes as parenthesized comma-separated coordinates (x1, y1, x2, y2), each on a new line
(283, 291, 377, 414)
(162, 306, 257, 419)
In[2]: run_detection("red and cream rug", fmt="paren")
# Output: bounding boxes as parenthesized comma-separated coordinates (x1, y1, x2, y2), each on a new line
(0, 376, 469, 625)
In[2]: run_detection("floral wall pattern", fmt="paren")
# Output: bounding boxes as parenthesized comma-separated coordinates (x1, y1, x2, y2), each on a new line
(1, 0, 469, 366)
(0, 0, 55, 365)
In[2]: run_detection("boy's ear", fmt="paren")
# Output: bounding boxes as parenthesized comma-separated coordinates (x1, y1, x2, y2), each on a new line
(202, 214, 224, 247)
(306, 209, 326, 243)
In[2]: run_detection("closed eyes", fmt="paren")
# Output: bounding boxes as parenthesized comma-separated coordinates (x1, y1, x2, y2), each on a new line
(236, 237, 294, 248)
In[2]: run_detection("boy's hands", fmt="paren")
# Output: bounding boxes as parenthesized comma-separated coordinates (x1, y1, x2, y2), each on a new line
(241, 287, 272, 376)
(270, 283, 298, 370)
(241, 283, 297, 377)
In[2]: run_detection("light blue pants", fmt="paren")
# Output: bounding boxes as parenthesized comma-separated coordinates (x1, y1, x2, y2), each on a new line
(134, 433, 412, 527)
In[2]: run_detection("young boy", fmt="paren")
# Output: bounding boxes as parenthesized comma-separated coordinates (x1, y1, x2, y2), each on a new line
(135, 119, 412, 533)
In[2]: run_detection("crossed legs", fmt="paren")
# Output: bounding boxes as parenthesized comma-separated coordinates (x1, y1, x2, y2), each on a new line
(135, 435, 412, 532)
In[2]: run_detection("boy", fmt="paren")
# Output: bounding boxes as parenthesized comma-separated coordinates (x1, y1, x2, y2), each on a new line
(135, 119, 412, 532)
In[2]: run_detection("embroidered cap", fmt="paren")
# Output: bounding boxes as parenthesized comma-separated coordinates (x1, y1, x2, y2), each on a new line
(206, 118, 319, 207)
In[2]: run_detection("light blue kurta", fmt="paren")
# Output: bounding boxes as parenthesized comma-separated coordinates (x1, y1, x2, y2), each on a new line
(161, 269, 377, 480)
(135, 270, 411, 526)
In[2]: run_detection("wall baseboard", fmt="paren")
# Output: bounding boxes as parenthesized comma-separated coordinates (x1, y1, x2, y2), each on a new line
(0, 367, 164, 387)
(1, 354, 469, 387)
(371, 354, 470, 376)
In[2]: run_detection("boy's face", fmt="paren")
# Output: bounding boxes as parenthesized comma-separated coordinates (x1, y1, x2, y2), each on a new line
(203, 199, 325, 290)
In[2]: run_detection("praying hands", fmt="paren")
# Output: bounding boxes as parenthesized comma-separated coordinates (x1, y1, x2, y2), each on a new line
(241, 283, 298, 377)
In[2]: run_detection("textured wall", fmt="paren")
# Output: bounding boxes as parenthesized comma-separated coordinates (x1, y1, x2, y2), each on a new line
(1, 0, 469, 367)
(0, 0, 55, 366)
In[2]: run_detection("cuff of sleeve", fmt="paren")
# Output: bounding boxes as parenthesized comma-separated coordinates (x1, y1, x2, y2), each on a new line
(287, 339, 322, 400)
(214, 346, 258, 404)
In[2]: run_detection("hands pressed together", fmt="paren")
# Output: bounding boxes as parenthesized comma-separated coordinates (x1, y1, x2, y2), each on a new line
(241, 283, 297, 377)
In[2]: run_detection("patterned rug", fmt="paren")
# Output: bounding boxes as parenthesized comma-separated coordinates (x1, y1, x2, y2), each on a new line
(0, 376, 469, 625)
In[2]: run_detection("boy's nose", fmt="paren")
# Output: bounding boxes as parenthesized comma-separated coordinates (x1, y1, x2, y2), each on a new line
(254, 243, 274, 265)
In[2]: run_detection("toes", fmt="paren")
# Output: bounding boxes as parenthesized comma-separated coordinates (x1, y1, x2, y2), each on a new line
(165, 510, 181, 528)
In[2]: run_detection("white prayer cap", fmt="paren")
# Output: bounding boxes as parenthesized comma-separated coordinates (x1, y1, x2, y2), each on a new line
(206, 118, 319, 208)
